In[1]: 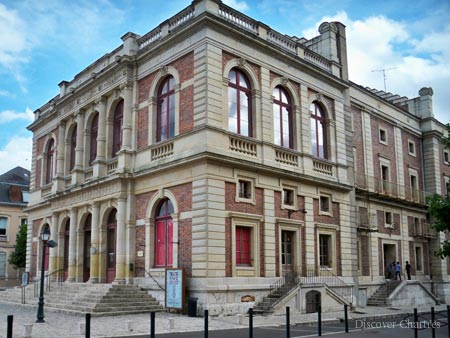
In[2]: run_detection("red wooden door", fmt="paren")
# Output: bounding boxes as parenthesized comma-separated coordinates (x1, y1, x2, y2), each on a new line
(83, 230, 91, 282)
(155, 220, 173, 267)
(63, 223, 70, 281)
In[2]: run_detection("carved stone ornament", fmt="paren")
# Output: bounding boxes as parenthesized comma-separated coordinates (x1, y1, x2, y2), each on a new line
(315, 93, 323, 102)
(281, 77, 289, 86)
(160, 66, 168, 76)
(237, 58, 247, 67)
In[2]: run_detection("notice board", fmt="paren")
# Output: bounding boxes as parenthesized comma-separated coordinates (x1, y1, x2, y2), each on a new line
(165, 268, 185, 310)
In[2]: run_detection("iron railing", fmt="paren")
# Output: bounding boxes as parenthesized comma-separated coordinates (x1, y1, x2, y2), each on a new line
(268, 267, 299, 302)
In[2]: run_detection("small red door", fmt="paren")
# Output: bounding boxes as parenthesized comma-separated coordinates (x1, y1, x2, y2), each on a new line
(155, 220, 173, 267)
(106, 224, 116, 283)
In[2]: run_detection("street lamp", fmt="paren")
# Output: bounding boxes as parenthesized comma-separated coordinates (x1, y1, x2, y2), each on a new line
(36, 227, 51, 323)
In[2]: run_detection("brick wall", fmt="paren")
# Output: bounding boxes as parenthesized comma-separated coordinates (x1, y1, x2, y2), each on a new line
(178, 218, 192, 277)
(137, 107, 148, 150)
(408, 241, 416, 275)
(376, 210, 401, 236)
(401, 130, 423, 190)
(352, 106, 365, 174)
(423, 242, 429, 275)
(179, 85, 194, 134)
(371, 115, 397, 184)
(138, 73, 156, 104)
(225, 182, 264, 215)
(378, 238, 383, 276)
(274, 192, 305, 221)
(275, 223, 279, 277)
(440, 143, 450, 195)
(313, 200, 340, 225)
(259, 222, 265, 277)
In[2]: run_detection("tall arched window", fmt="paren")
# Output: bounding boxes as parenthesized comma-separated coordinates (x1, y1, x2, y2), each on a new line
(155, 199, 174, 267)
(90, 113, 98, 165)
(45, 139, 55, 184)
(112, 100, 124, 156)
(69, 125, 77, 170)
(228, 69, 252, 137)
(273, 86, 292, 148)
(157, 77, 175, 142)
(310, 102, 327, 159)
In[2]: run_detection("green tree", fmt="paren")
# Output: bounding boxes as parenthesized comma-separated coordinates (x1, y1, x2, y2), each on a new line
(427, 123, 450, 258)
(9, 223, 27, 269)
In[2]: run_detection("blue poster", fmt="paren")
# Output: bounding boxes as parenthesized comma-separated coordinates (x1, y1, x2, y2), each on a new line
(165, 268, 184, 309)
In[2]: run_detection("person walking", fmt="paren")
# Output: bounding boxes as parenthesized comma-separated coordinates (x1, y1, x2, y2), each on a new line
(395, 261, 402, 280)
(405, 261, 411, 280)
(387, 261, 394, 279)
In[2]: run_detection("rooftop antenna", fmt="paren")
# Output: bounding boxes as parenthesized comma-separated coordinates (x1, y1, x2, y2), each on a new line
(371, 67, 397, 92)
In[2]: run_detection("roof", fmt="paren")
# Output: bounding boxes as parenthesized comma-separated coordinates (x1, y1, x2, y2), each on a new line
(0, 166, 30, 186)
(0, 167, 30, 206)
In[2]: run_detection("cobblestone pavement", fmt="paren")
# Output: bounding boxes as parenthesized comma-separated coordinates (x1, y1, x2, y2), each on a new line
(0, 301, 448, 338)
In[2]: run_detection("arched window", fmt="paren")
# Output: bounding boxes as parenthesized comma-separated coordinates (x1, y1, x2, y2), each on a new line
(155, 199, 174, 267)
(228, 69, 252, 137)
(90, 113, 98, 165)
(106, 209, 117, 283)
(310, 102, 327, 159)
(69, 125, 77, 170)
(157, 77, 175, 142)
(273, 86, 292, 148)
(112, 100, 123, 156)
(45, 139, 55, 184)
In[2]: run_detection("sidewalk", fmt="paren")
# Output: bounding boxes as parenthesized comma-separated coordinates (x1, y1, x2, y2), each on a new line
(1, 301, 448, 338)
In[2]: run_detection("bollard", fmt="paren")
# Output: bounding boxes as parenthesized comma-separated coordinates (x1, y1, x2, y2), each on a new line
(413, 308, 418, 338)
(249, 308, 253, 338)
(24, 324, 33, 338)
(447, 305, 450, 338)
(127, 320, 134, 332)
(204, 309, 209, 338)
(286, 306, 290, 338)
(344, 304, 349, 333)
(150, 312, 155, 338)
(318, 305, 322, 337)
(7, 315, 13, 338)
(85, 313, 91, 338)
(431, 307, 435, 338)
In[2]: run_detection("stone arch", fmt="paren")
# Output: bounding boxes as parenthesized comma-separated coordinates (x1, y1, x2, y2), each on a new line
(222, 58, 260, 92)
(269, 77, 300, 108)
(305, 290, 321, 313)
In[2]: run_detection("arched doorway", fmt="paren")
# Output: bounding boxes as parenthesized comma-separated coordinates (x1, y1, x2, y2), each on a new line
(83, 215, 92, 282)
(155, 199, 174, 267)
(106, 209, 117, 283)
(63, 220, 70, 281)
(305, 290, 321, 313)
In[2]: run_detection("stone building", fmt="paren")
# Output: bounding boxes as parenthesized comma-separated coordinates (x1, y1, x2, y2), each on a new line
(0, 166, 30, 287)
(25, 0, 449, 314)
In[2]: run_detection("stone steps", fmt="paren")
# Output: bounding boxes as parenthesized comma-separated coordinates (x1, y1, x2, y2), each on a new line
(0, 283, 164, 316)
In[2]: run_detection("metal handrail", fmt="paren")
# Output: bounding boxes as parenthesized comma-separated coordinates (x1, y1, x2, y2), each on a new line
(268, 267, 299, 304)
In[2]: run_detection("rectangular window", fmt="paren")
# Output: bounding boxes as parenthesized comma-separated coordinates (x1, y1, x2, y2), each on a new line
(236, 226, 251, 266)
(0, 217, 7, 239)
(385, 212, 392, 226)
(357, 240, 362, 275)
(0, 252, 6, 278)
(414, 217, 421, 235)
(444, 150, 449, 164)
(410, 174, 418, 201)
(415, 246, 423, 271)
(408, 140, 416, 156)
(238, 180, 252, 199)
(379, 128, 387, 144)
(283, 188, 295, 206)
(319, 234, 332, 268)
(381, 165, 390, 194)
(319, 196, 331, 213)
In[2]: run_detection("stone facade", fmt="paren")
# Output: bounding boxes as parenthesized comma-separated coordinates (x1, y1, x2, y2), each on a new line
(25, 0, 449, 315)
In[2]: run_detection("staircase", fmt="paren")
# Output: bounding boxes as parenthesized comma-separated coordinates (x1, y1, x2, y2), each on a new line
(367, 280, 402, 306)
(253, 270, 298, 315)
(0, 283, 164, 316)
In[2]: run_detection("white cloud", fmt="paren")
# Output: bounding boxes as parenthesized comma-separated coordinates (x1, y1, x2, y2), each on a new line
(223, 0, 249, 12)
(302, 12, 450, 123)
(0, 107, 34, 124)
(0, 136, 32, 174)
(0, 4, 30, 69)
(0, 90, 16, 98)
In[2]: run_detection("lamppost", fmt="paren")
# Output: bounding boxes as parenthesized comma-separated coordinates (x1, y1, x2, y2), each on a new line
(36, 227, 56, 323)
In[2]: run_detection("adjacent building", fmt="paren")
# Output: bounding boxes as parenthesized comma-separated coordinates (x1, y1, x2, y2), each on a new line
(25, 0, 449, 314)
(0, 166, 30, 287)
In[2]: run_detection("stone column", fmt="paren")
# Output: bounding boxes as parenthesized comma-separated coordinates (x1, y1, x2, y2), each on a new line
(94, 98, 107, 177)
(67, 208, 78, 282)
(49, 213, 59, 280)
(72, 110, 85, 184)
(115, 197, 127, 283)
(304, 197, 316, 268)
(118, 83, 133, 170)
(54, 121, 66, 192)
(89, 202, 100, 283)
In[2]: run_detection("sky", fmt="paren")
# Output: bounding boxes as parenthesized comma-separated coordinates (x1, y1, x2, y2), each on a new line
(0, 0, 449, 174)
